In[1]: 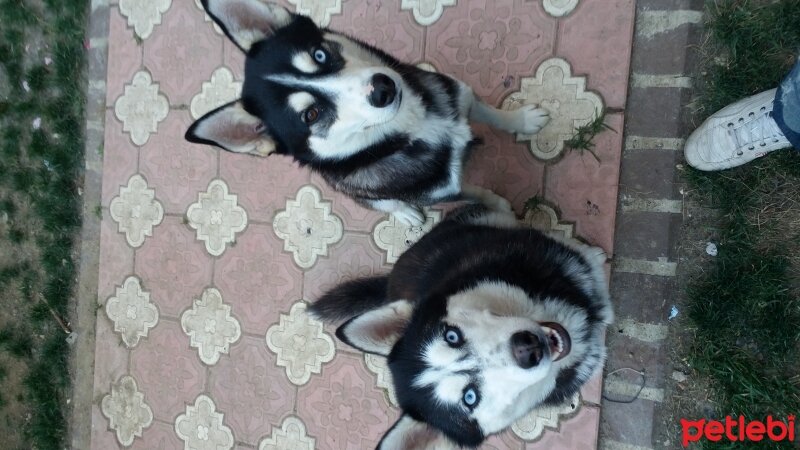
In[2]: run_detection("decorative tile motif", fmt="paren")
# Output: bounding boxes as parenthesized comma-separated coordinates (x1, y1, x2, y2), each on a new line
(181, 287, 242, 365)
(502, 57, 604, 161)
(272, 185, 343, 270)
(372, 209, 442, 264)
(266, 301, 335, 385)
(259, 417, 315, 450)
(543, 0, 580, 17)
(186, 179, 248, 257)
(364, 354, 398, 407)
(105, 276, 159, 348)
(287, 0, 342, 27)
(109, 174, 164, 248)
(193, 0, 223, 34)
(100, 375, 154, 447)
(401, 0, 457, 26)
(114, 71, 169, 146)
(511, 392, 581, 441)
(118, 0, 171, 39)
(522, 203, 575, 240)
(175, 394, 234, 450)
(190, 67, 242, 120)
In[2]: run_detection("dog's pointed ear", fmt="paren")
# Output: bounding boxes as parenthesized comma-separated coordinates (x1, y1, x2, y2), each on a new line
(201, 0, 293, 52)
(377, 415, 455, 450)
(186, 100, 276, 157)
(336, 300, 412, 356)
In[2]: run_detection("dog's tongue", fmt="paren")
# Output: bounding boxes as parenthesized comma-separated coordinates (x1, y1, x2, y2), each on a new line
(541, 322, 571, 361)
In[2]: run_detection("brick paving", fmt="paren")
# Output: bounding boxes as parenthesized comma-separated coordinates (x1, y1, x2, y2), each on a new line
(76, 1, 641, 449)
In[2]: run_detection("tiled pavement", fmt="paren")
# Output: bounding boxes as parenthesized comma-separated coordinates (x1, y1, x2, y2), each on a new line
(81, 0, 639, 449)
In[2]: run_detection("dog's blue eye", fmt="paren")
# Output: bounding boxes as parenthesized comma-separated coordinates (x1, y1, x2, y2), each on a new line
(313, 49, 327, 63)
(463, 386, 479, 408)
(444, 326, 462, 346)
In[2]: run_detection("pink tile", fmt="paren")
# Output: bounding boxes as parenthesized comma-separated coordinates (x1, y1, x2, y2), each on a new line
(223, 39, 245, 80)
(91, 404, 123, 450)
(92, 315, 130, 397)
(525, 405, 600, 449)
(556, 0, 636, 109)
(218, 152, 310, 224)
(214, 224, 303, 335)
(297, 352, 399, 449)
(106, 7, 142, 107)
(139, 110, 218, 214)
(208, 336, 296, 446)
(101, 110, 139, 207)
(329, 1, 425, 64)
(582, 371, 603, 405)
(129, 420, 183, 450)
(130, 320, 207, 423)
(303, 232, 389, 303)
(482, 431, 524, 450)
(310, 174, 386, 232)
(135, 216, 214, 318)
(143, 0, 224, 105)
(425, 0, 556, 105)
(98, 216, 135, 300)
(465, 125, 546, 214)
(544, 113, 623, 255)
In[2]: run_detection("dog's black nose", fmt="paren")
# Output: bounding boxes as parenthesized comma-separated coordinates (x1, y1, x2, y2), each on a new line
(368, 74, 396, 108)
(511, 331, 543, 369)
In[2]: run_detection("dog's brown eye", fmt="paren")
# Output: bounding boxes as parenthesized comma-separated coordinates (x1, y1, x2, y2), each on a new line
(302, 107, 320, 124)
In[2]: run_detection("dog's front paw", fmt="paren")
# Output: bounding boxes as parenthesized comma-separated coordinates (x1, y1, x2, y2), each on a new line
(393, 205, 425, 227)
(515, 104, 550, 135)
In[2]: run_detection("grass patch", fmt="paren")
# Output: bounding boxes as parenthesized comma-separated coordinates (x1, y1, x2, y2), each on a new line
(564, 109, 614, 163)
(684, 1, 800, 447)
(0, 0, 88, 448)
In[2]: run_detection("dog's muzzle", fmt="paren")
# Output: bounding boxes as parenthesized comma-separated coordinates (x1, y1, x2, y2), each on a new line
(511, 331, 544, 369)
(368, 73, 397, 108)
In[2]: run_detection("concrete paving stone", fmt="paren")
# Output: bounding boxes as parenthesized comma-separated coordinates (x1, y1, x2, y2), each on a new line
(618, 149, 682, 199)
(613, 211, 681, 261)
(609, 271, 679, 324)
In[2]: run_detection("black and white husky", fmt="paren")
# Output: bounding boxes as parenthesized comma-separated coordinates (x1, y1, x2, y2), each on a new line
(187, 0, 549, 225)
(311, 192, 613, 449)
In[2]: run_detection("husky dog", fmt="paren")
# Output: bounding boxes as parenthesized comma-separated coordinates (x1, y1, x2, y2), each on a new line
(187, 0, 549, 225)
(310, 192, 613, 449)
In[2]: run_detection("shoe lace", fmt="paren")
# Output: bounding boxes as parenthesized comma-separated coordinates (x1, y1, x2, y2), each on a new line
(728, 106, 785, 152)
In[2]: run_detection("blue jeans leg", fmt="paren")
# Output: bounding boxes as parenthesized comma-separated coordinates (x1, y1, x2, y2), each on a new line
(773, 58, 800, 149)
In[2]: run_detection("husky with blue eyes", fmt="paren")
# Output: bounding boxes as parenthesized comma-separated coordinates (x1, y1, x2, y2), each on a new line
(310, 192, 614, 449)
(186, 0, 549, 226)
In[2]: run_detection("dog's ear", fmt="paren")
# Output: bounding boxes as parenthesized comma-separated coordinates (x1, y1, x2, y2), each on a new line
(377, 415, 455, 450)
(186, 100, 276, 157)
(335, 300, 412, 356)
(201, 0, 293, 52)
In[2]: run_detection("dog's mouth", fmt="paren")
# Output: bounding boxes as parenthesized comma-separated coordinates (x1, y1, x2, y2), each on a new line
(540, 322, 571, 362)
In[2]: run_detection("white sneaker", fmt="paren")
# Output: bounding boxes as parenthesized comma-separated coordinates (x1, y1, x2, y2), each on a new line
(684, 88, 791, 171)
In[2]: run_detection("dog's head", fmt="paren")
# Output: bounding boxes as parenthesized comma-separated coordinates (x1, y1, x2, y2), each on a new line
(337, 281, 588, 449)
(187, 0, 420, 162)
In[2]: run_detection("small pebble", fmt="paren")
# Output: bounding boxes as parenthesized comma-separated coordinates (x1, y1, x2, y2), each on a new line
(705, 242, 718, 256)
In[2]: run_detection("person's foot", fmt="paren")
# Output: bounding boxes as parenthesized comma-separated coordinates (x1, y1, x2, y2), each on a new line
(684, 88, 791, 171)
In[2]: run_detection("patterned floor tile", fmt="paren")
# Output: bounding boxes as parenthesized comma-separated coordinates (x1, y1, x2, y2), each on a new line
(297, 352, 399, 449)
(130, 320, 207, 423)
(143, 0, 223, 105)
(214, 223, 303, 335)
(556, 0, 636, 109)
(424, 0, 557, 105)
(139, 110, 218, 215)
(329, 1, 425, 64)
(92, 1, 636, 447)
(134, 216, 213, 318)
(208, 336, 295, 446)
(106, 6, 142, 107)
(544, 113, 624, 254)
(101, 111, 139, 210)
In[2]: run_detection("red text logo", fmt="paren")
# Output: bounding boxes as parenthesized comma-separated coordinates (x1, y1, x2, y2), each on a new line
(681, 415, 795, 447)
